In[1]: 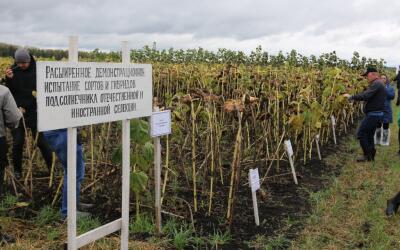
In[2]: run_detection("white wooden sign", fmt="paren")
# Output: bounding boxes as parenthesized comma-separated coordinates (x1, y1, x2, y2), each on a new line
(248, 168, 260, 226)
(56, 37, 140, 250)
(331, 115, 336, 126)
(249, 168, 260, 192)
(284, 139, 298, 185)
(150, 110, 171, 137)
(36, 62, 153, 131)
(315, 134, 322, 160)
(284, 140, 294, 157)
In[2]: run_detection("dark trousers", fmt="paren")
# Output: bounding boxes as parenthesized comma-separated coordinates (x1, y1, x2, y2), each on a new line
(357, 113, 383, 157)
(11, 124, 53, 174)
(397, 89, 400, 105)
(0, 137, 7, 196)
(377, 122, 389, 129)
(398, 130, 400, 149)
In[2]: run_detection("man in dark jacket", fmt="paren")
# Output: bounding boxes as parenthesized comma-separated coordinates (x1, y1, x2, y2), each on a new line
(4, 48, 53, 178)
(394, 66, 400, 105)
(344, 66, 386, 162)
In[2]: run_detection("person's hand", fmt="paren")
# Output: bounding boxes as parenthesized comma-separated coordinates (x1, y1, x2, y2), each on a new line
(32, 90, 37, 98)
(343, 94, 351, 99)
(19, 107, 26, 114)
(5, 67, 13, 79)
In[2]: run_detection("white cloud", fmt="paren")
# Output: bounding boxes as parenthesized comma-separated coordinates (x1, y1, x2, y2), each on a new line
(0, 0, 399, 65)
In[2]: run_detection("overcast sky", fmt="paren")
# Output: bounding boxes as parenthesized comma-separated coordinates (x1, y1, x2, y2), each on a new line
(1, 0, 399, 65)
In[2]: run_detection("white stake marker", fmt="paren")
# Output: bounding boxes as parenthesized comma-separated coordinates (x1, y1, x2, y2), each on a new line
(284, 140, 298, 185)
(249, 168, 260, 226)
(331, 115, 337, 145)
(315, 134, 322, 160)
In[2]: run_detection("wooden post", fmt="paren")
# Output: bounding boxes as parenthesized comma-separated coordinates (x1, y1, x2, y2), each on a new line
(67, 35, 78, 250)
(120, 41, 130, 250)
(251, 191, 259, 226)
(154, 135, 162, 233)
(154, 107, 162, 234)
(288, 154, 298, 185)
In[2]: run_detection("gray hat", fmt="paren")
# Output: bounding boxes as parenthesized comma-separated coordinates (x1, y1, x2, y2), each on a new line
(14, 48, 31, 63)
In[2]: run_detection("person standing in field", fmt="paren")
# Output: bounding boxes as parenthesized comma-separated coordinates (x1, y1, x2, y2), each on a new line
(43, 129, 92, 219)
(0, 83, 21, 244)
(374, 74, 395, 146)
(394, 66, 400, 106)
(343, 66, 386, 162)
(387, 110, 400, 215)
(4, 48, 53, 179)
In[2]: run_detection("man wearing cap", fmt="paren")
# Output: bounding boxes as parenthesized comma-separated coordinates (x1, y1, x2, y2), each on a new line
(4, 48, 53, 178)
(343, 66, 386, 162)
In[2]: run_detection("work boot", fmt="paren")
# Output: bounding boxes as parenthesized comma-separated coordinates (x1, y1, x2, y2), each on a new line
(356, 155, 372, 162)
(370, 148, 376, 161)
(78, 202, 95, 212)
(374, 128, 382, 145)
(60, 211, 91, 222)
(0, 233, 15, 245)
(386, 199, 398, 217)
(381, 129, 390, 146)
(386, 192, 400, 217)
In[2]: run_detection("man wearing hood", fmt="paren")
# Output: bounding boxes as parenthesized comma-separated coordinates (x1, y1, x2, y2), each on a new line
(4, 48, 53, 179)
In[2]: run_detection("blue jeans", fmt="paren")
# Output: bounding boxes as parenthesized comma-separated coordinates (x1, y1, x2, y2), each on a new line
(356, 112, 383, 157)
(43, 129, 85, 216)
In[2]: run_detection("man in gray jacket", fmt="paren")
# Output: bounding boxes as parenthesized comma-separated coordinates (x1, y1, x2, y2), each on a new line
(0, 83, 21, 244)
(0, 84, 22, 194)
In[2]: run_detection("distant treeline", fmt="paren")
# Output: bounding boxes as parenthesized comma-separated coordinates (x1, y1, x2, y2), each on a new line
(0, 42, 390, 71)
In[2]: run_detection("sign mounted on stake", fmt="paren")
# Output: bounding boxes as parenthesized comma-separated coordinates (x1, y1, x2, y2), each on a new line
(249, 168, 260, 192)
(36, 62, 153, 131)
(249, 168, 260, 226)
(284, 140, 294, 157)
(284, 140, 298, 185)
(38, 37, 151, 250)
(315, 134, 322, 160)
(331, 115, 336, 126)
(150, 110, 171, 137)
(331, 115, 337, 145)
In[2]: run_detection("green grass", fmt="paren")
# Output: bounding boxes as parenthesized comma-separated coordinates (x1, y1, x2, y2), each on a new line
(35, 205, 60, 226)
(209, 229, 232, 249)
(292, 105, 400, 249)
(129, 214, 155, 235)
(77, 215, 101, 234)
(0, 194, 17, 215)
(172, 226, 193, 250)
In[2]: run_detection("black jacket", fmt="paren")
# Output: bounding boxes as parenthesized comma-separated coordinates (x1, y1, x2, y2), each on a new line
(4, 55, 38, 127)
(393, 72, 400, 89)
(350, 79, 386, 113)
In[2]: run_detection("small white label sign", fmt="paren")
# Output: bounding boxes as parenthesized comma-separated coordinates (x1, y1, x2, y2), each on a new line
(331, 115, 336, 126)
(151, 110, 172, 137)
(249, 168, 260, 192)
(284, 140, 294, 157)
